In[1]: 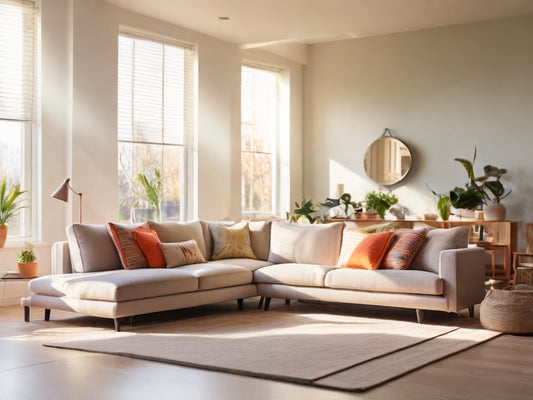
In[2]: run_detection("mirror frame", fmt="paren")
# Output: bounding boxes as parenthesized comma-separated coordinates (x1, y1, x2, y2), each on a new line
(363, 129, 412, 186)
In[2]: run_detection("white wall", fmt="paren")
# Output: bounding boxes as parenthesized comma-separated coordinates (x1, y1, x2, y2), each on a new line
(304, 15, 533, 248)
(40, 0, 245, 244)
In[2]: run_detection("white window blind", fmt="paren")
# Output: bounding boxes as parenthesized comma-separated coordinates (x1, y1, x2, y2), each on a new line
(117, 31, 195, 222)
(0, 0, 35, 121)
(241, 65, 280, 214)
(0, 0, 36, 239)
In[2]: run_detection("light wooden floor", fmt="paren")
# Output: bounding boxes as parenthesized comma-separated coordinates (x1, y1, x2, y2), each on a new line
(1, 300, 532, 400)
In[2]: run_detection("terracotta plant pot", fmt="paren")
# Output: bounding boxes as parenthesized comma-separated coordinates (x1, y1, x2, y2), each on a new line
(0, 224, 7, 248)
(18, 262, 38, 278)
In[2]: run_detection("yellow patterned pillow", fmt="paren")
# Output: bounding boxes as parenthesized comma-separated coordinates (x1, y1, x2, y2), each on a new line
(210, 221, 257, 260)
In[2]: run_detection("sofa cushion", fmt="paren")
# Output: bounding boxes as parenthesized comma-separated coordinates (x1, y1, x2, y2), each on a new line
(133, 228, 166, 268)
(160, 240, 206, 268)
(208, 258, 273, 272)
(337, 226, 367, 266)
(410, 226, 470, 273)
(210, 221, 257, 260)
(148, 220, 207, 259)
(325, 269, 444, 295)
(29, 269, 198, 302)
(201, 221, 271, 261)
(381, 229, 428, 270)
(177, 263, 253, 290)
(342, 231, 394, 270)
(254, 264, 336, 287)
(107, 223, 149, 270)
(67, 224, 122, 273)
(249, 220, 272, 261)
(268, 221, 343, 265)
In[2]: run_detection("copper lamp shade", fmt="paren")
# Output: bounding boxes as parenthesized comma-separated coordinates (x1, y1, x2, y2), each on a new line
(51, 178, 83, 223)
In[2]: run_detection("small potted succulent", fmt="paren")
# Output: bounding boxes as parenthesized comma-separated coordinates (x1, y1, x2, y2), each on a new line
(17, 242, 38, 278)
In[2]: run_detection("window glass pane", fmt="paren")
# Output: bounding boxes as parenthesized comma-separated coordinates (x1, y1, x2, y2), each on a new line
(0, 120, 24, 235)
(241, 66, 279, 214)
(241, 152, 274, 213)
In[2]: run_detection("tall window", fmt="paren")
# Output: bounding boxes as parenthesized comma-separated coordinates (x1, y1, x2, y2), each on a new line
(241, 65, 280, 215)
(117, 31, 195, 222)
(0, 0, 36, 238)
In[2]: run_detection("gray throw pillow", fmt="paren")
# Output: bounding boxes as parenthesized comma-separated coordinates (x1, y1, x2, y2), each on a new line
(67, 224, 122, 273)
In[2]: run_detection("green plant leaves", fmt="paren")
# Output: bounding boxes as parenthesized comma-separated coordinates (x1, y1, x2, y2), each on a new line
(0, 175, 27, 225)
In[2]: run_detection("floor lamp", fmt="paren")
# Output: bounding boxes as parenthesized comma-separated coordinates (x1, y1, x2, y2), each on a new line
(51, 178, 83, 223)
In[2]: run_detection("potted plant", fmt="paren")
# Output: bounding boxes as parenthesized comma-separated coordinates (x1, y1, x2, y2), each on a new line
(363, 190, 398, 219)
(17, 242, 38, 278)
(0, 175, 27, 248)
(287, 198, 319, 224)
(428, 185, 452, 221)
(479, 165, 511, 221)
(452, 149, 510, 220)
(135, 168, 163, 222)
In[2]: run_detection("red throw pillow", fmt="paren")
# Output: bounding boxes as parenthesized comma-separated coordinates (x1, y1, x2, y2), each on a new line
(107, 223, 149, 269)
(133, 228, 166, 268)
(381, 229, 428, 270)
(342, 231, 394, 270)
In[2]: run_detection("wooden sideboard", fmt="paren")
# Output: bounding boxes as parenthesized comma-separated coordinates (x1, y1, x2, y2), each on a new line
(328, 219, 518, 280)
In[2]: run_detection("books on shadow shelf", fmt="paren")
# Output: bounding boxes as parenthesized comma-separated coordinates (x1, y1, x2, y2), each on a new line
(0, 271, 27, 279)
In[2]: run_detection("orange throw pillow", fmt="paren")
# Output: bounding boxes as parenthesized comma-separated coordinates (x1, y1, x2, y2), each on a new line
(133, 228, 166, 268)
(342, 231, 394, 270)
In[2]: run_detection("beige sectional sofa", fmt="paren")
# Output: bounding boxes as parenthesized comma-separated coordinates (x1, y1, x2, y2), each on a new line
(22, 220, 486, 331)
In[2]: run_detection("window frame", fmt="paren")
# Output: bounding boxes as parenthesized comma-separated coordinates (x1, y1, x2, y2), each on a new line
(0, 0, 38, 242)
(240, 62, 283, 218)
(117, 28, 196, 223)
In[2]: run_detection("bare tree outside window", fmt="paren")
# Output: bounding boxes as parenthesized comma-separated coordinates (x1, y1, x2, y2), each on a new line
(241, 66, 280, 214)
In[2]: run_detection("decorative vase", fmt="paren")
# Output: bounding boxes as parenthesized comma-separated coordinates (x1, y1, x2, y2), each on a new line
(18, 261, 38, 278)
(359, 211, 380, 220)
(0, 224, 7, 248)
(450, 207, 476, 219)
(484, 202, 506, 221)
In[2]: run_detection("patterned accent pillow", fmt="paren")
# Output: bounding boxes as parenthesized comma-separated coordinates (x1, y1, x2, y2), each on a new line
(133, 228, 166, 268)
(159, 240, 207, 268)
(209, 221, 257, 260)
(342, 231, 394, 270)
(337, 227, 367, 266)
(381, 229, 428, 270)
(107, 222, 149, 270)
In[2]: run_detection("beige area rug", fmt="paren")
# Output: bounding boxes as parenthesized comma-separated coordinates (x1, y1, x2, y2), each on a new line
(44, 306, 501, 392)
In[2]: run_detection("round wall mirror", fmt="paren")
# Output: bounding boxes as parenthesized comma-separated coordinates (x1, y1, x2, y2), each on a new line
(363, 129, 412, 185)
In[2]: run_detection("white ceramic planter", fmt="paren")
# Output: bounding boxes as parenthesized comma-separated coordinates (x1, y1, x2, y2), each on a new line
(484, 202, 506, 221)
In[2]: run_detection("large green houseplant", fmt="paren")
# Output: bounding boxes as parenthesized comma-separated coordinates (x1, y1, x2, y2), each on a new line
(0, 175, 27, 247)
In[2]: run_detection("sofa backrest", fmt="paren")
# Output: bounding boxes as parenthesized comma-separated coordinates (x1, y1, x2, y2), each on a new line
(268, 221, 344, 266)
(410, 226, 470, 273)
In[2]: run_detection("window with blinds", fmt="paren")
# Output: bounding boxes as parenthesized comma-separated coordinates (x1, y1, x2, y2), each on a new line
(0, 0, 36, 238)
(241, 65, 280, 214)
(117, 31, 195, 222)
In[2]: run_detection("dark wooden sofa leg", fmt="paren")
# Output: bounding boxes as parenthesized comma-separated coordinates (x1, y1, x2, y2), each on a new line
(114, 318, 121, 332)
(257, 296, 264, 309)
(44, 309, 51, 321)
(468, 305, 475, 317)
(24, 306, 30, 322)
(237, 298, 244, 310)
(285, 299, 291, 306)
(263, 297, 271, 311)
(416, 309, 424, 324)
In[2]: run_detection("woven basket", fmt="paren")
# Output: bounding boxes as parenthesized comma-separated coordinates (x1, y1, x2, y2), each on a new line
(480, 287, 533, 334)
